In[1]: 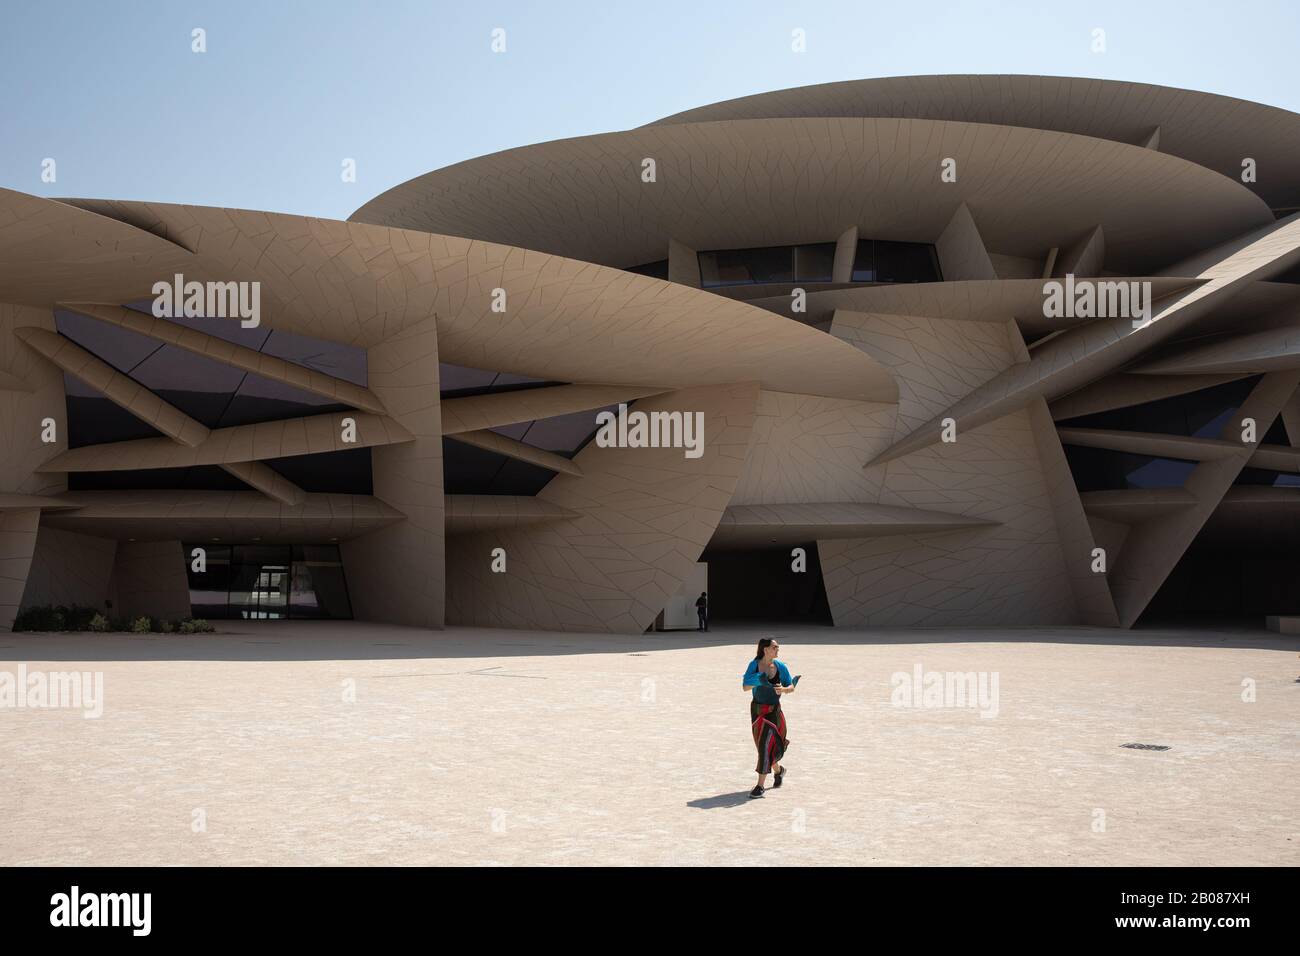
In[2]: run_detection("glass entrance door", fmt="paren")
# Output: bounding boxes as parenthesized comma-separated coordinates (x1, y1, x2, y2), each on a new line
(184, 543, 353, 620)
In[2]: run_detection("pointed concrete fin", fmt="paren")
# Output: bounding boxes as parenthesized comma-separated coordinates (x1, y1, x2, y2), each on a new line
(935, 202, 997, 280)
(1053, 225, 1105, 277)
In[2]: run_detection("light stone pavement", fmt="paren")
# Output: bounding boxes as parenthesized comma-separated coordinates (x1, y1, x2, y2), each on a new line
(1, 622, 1296, 866)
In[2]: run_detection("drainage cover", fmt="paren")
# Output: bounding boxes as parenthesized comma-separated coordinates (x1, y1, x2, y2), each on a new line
(1120, 743, 1171, 751)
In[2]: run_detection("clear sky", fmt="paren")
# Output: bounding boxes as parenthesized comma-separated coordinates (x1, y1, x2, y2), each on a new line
(3, 0, 1297, 221)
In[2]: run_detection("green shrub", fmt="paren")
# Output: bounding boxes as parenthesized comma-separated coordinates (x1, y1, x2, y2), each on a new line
(88, 613, 110, 633)
(18, 605, 63, 631)
(129, 616, 153, 634)
(159, 619, 174, 633)
(64, 605, 98, 630)
(177, 618, 215, 634)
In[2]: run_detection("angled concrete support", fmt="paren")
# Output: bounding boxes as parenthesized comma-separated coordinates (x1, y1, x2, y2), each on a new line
(1107, 370, 1300, 626)
(935, 203, 997, 280)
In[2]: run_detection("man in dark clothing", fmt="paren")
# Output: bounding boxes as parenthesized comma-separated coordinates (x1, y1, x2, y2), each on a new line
(695, 591, 709, 632)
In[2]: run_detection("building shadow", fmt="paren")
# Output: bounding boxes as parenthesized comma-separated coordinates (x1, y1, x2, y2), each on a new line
(0, 618, 1296, 662)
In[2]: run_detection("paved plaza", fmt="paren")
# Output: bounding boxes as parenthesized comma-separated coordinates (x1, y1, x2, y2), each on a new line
(2, 622, 1296, 866)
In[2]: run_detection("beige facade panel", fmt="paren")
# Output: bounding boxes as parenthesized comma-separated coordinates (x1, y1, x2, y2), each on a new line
(1, 303, 71, 500)
(708, 501, 999, 549)
(444, 382, 759, 634)
(350, 119, 1271, 275)
(39, 412, 412, 473)
(0, 507, 40, 631)
(1026, 399, 1119, 626)
(41, 491, 404, 543)
(440, 384, 666, 435)
(59, 303, 388, 414)
(340, 317, 445, 629)
(832, 309, 1020, 439)
(1056, 427, 1244, 461)
(1086, 515, 1132, 575)
(15, 326, 210, 447)
(822, 404, 1080, 627)
(730, 390, 896, 506)
(867, 213, 1300, 465)
(445, 495, 578, 534)
(446, 430, 583, 477)
(0, 189, 193, 306)
(19, 527, 117, 612)
(646, 74, 1300, 208)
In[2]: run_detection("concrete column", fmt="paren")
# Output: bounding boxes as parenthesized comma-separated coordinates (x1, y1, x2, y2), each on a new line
(0, 508, 40, 631)
(831, 226, 859, 283)
(667, 238, 701, 287)
(111, 539, 191, 622)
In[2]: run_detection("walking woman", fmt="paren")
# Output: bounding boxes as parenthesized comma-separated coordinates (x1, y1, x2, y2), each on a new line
(742, 637, 796, 799)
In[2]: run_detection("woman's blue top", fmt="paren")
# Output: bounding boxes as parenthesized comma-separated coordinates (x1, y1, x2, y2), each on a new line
(743, 659, 793, 704)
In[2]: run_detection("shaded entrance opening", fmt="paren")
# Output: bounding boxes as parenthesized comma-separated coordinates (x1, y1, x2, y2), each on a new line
(183, 543, 354, 620)
(1138, 525, 1300, 629)
(701, 542, 832, 625)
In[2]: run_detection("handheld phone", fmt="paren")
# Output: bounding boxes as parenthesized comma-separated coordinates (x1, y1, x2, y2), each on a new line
(792, 675, 801, 686)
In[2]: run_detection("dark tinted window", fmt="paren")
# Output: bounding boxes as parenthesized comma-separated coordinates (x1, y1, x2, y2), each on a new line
(124, 300, 367, 384)
(626, 259, 669, 279)
(265, 448, 373, 494)
(1063, 446, 1198, 492)
(1261, 415, 1290, 445)
(64, 375, 165, 447)
(439, 362, 559, 399)
(851, 239, 876, 282)
(489, 404, 617, 459)
(183, 542, 353, 621)
(443, 437, 556, 495)
(874, 241, 943, 283)
(1235, 467, 1300, 488)
(58, 308, 357, 436)
(1059, 377, 1260, 439)
(698, 246, 794, 287)
(68, 465, 253, 491)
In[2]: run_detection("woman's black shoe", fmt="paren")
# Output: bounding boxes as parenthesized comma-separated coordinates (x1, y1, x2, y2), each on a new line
(749, 785, 764, 799)
(773, 767, 785, 788)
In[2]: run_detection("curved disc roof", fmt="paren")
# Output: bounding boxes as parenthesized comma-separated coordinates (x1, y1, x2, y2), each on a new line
(646, 74, 1300, 209)
(350, 117, 1272, 274)
(1, 188, 896, 402)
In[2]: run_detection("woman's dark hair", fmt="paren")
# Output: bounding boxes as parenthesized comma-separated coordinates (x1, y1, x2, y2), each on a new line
(755, 637, 777, 660)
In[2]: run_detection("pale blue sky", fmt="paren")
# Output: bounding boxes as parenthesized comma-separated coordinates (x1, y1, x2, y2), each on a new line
(3, 0, 1297, 221)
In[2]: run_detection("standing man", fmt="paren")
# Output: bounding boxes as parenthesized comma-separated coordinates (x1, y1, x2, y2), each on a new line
(695, 591, 709, 632)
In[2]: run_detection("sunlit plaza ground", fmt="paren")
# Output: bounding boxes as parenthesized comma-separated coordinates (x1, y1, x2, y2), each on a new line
(1, 621, 1296, 866)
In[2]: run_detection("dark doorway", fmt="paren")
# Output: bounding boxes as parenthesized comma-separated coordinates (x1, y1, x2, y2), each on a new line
(182, 543, 354, 620)
(1140, 540, 1300, 628)
(701, 542, 833, 625)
